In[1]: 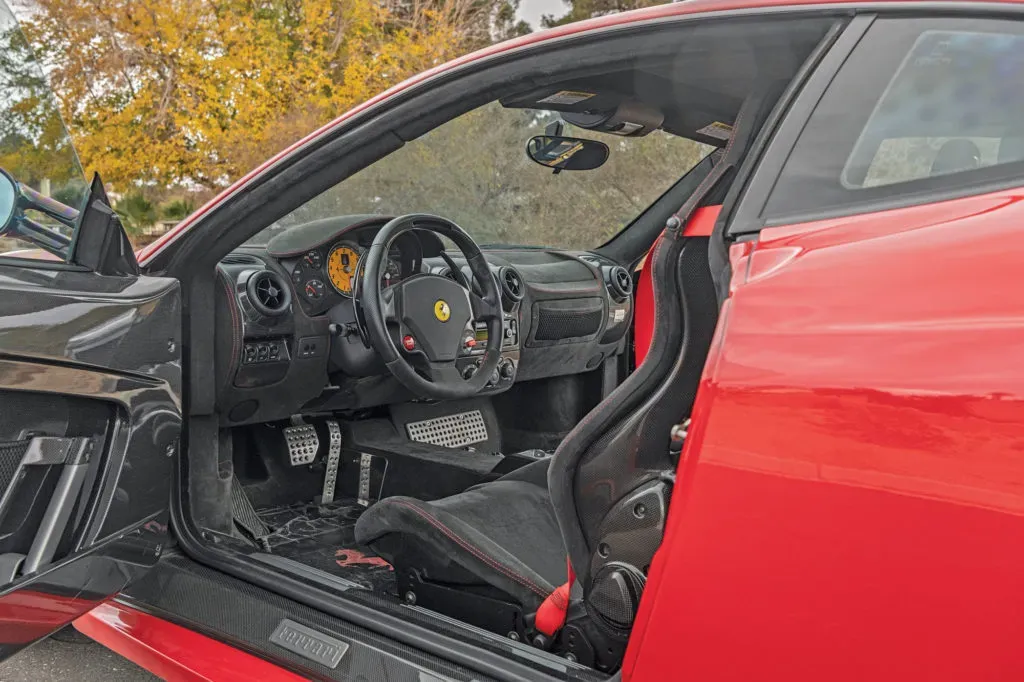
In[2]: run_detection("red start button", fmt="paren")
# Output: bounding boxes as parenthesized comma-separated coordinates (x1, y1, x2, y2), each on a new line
(402, 335, 416, 351)
(464, 336, 477, 348)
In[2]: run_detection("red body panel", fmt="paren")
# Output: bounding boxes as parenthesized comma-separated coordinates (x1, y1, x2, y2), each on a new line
(625, 187, 1024, 681)
(0, 591, 96, 645)
(75, 602, 307, 682)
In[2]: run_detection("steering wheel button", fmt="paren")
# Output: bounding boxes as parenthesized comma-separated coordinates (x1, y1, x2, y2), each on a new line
(402, 335, 417, 351)
(464, 336, 477, 348)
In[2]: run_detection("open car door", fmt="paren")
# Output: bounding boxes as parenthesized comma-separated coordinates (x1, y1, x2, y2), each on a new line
(0, 2, 180, 658)
(0, 173, 180, 660)
(0, 181, 180, 666)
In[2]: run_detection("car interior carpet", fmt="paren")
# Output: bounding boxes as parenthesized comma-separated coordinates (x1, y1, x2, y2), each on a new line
(255, 499, 396, 594)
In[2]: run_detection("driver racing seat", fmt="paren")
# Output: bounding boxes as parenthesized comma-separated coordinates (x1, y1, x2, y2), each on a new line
(355, 88, 777, 667)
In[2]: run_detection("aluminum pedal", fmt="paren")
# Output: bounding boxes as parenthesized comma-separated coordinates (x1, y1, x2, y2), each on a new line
(283, 422, 319, 466)
(320, 420, 342, 504)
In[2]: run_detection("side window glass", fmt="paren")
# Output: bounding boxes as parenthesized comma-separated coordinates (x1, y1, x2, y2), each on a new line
(765, 19, 1024, 220)
(0, 2, 87, 262)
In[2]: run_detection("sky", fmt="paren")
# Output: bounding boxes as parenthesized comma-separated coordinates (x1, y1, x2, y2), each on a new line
(518, 0, 567, 29)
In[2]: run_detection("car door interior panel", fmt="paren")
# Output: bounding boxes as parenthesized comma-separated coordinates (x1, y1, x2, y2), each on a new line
(0, 254, 181, 657)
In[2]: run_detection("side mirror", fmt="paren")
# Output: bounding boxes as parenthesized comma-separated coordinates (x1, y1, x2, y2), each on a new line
(0, 169, 17, 232)
(0, 167, 77, 259)
(527, 135, 609, 173)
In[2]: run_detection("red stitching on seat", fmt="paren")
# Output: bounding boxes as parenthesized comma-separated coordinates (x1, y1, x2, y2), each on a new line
(390, 499, 550, 598)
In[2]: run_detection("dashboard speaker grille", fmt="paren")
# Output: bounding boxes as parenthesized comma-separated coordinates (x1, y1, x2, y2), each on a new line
(531, 297, 604, 343)
(406, 410, 488, 449)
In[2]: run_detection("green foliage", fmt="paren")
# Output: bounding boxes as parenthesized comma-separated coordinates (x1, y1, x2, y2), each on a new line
(160, 197, 196, 222)
(114, 192, 157, 235)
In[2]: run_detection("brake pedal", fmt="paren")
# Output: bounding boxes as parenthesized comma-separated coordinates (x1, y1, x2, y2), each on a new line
(283, 419, 319, 466)
(320, 419, 342, 504)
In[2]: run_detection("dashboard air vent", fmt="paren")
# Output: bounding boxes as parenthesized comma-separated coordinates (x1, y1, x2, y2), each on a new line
(246, 270, 291, 317)
(607, 265, 633, 301)
(220, 253, 263, 266)
(500, 266, 525, 302)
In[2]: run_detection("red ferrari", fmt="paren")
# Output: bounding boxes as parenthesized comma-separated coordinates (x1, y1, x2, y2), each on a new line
(1, 0, 1022, 679)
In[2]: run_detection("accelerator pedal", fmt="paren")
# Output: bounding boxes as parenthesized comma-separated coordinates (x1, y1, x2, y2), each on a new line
(320, 419, 342, 505)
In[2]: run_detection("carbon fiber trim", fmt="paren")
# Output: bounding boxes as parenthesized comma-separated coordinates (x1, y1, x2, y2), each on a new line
(0, 440, 27, 504)
(121, 552, 487, 681)
(123, 552, 607, 681)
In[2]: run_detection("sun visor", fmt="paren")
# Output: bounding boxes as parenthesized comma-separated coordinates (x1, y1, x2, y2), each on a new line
(501, 87, 622, 113)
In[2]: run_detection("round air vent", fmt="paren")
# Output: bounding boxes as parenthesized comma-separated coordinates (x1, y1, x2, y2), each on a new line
(607, 265, 633, 301)
(246, 270, 291, 317)
(500, 266, 525, 302)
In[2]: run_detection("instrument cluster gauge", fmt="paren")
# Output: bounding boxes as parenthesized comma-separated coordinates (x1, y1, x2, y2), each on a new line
(303, 250, 323, 269)
(303, 279, 325, 300)
(327, 242, 361, 296)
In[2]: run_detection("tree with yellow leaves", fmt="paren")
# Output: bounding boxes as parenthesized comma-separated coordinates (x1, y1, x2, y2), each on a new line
(20, 0, 524, 193)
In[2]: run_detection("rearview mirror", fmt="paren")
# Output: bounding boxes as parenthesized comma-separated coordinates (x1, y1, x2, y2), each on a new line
(0, 170, 17, 232)
(527, 135, 609, 172)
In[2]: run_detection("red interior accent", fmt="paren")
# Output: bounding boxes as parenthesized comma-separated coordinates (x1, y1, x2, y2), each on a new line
(75, 602, 307, 682)
(633, 205, 721, 366)
(534, 558, 576, 637)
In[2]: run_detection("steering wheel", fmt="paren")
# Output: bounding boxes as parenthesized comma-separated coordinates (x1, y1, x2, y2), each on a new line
(360, 214, 504, 400)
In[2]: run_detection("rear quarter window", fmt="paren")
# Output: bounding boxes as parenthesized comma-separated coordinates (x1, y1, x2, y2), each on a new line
(765, 18, 1024, 221)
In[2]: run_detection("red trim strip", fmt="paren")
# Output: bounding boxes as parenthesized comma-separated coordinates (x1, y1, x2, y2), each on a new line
(634, 205, 721, 365)
(682, 204, 721, 237)
(74, 602, 306, 682)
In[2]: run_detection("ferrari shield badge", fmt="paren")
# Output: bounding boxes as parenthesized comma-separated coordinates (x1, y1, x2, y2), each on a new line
(434, 299, 451, 322)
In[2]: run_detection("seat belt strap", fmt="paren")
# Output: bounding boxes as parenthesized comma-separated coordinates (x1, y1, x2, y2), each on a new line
(535, 557, 575, 637)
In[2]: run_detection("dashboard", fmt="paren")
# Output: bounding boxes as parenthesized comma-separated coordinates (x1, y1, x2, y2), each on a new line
(213, 215, 635, 426)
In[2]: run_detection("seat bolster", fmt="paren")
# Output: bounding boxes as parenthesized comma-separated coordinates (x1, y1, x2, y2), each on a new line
(355, 486, 560, 610)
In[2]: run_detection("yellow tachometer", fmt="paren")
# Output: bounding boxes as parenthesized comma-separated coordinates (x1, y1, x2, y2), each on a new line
(327, 243, 361, 296)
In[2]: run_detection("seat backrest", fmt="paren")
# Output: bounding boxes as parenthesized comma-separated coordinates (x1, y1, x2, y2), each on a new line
(547, 86, 783, 635)
(931, 138, 981, 175)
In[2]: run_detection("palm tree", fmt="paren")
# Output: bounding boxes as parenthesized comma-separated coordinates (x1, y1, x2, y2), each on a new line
(114, 192, 156, 236)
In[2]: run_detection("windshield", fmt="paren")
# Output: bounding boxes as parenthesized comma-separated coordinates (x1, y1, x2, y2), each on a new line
(251, 101, 711, 250)
(0, 0, 87, 259)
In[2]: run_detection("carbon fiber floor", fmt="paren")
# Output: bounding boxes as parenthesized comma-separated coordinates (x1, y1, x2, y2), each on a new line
(256, 499, 396, 594)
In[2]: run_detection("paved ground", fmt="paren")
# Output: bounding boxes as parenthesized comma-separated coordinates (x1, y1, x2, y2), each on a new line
(0, 632, 156, 681)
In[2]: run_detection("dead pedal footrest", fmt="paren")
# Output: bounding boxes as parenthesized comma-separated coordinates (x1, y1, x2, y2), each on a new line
(406, 410, 488, 449)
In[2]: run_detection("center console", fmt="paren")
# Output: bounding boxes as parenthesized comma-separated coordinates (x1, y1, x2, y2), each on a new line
(455, 313, 520, 392)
